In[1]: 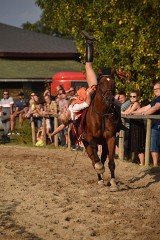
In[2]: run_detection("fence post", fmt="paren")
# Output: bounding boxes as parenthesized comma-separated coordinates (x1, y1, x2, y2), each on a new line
(54, 117, 58, 147)
(119, 130, 125, 160)
(145, 118, 152, 166)
(42, 117, 46, 145)
(118, 118, 125, 160)
(31, 120, 36, 144)
(68, 124, 71, 149)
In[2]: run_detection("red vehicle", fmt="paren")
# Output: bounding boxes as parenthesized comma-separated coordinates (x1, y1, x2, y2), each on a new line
(50, 71, 88, 95)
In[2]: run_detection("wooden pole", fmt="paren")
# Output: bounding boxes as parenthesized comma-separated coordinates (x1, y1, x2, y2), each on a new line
(118, 118, 125, 160)
(42, 117, 46, 145)
(31, 120, 36, 144)
(145, 118, 152, 167)
(54, 117, 58, 147)
(68, 124, 71, 150)
(119, 130, 124, 161)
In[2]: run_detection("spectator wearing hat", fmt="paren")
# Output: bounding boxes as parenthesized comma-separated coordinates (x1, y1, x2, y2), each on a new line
(43, 89, 56, 101)
(66, 87, 75, 101)
(10, 92, 29, 134)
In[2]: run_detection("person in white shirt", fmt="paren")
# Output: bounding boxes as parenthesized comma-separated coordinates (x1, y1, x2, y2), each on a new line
(0, 90, 14, 143)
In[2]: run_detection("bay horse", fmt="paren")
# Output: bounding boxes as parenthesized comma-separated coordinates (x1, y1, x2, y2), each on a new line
(82, 74, 119, 191)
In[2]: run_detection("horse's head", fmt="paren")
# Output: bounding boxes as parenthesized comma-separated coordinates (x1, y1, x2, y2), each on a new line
(97, 75, 115, 106)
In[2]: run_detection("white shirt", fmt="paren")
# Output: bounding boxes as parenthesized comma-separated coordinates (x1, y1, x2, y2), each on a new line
(68, 102, 89, 120)
(0, 97, 14, 108)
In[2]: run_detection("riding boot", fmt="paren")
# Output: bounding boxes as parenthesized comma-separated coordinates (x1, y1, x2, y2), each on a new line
(82, 30, 94, 62)
(86, 42, 94, 62)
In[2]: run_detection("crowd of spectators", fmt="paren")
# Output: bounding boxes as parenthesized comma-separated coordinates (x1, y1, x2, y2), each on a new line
(0, 86, 82, 149)
(0, 80, 160, 168)
(0, 82, 160, 166)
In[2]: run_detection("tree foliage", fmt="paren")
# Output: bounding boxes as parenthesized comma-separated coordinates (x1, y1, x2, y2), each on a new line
(31, 0, 160, 103)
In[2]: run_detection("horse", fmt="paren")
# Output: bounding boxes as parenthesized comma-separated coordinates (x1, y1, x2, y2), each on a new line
(82, 74, 119, 191)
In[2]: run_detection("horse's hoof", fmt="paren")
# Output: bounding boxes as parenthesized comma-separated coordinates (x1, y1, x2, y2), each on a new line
(95, 162, 105, 174)
(110, 178, 119, 192)
(110, 185, 119, 192)
(98, 179, 104, 185)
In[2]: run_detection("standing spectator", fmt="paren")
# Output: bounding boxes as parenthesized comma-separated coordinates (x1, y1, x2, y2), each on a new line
(29, 93, 36, 109)
(115, 90, 131, 113)
(133, 82, 160, 167)
(43, 94, 57, 143)
(114, 91, 131, 158)
(57, 90, 68, 113)
(0, 90, 14, 143)
(33, 94, 43, 128)
(66, 87, 75, 101)
(123, 90, 146, 165)
(56, 89, 69, 146)
(43, 89, 56, 101)
(10, 92, 29, 134)
(56, 84, 65, 93)
(25, 93, 42, 128)
(25, 93, 36, 120)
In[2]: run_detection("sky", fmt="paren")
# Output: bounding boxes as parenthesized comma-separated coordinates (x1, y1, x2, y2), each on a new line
(0, 0, 42, 28)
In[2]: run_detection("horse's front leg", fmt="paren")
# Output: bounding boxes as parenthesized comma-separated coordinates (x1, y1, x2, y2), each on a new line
(107, 136, 119, 191)
(97, 142, 108, 184)
(84, 138, 105, 174)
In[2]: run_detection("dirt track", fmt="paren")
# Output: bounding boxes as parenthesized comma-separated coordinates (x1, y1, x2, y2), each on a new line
(0, 145, 160, 240)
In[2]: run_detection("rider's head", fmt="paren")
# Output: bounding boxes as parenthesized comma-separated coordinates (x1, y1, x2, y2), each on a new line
(59, 109, 71, 125)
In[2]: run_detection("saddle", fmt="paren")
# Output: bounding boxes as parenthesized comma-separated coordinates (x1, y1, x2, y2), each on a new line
(71, 108, 88, 144)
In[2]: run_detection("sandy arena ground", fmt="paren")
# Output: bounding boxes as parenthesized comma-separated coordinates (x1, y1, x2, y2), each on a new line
(0, 145, 160, 240)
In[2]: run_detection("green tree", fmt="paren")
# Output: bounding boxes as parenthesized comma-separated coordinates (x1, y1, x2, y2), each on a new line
(33, 0, 160, 103)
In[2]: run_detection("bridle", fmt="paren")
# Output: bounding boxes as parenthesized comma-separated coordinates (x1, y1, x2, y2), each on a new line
(91, 76, 115, 118)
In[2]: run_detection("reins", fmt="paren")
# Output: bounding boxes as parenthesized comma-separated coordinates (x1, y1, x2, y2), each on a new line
(91, 99, 114, 118)
(91, 83, 114, 118)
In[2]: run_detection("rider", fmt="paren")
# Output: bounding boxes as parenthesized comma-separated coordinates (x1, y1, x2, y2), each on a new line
(50, 30, 97, 137)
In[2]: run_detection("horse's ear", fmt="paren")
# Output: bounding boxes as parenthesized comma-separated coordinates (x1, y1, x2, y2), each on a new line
(98, 67, 115, 80)
(97, 75, 102, 82)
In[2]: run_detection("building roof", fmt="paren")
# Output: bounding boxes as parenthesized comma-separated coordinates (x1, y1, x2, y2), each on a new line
(0, 23, 84, 81)
(0, 23, 78, 59)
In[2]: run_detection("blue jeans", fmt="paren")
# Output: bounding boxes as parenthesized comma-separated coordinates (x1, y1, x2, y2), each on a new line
(150, 128, 160, 153)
